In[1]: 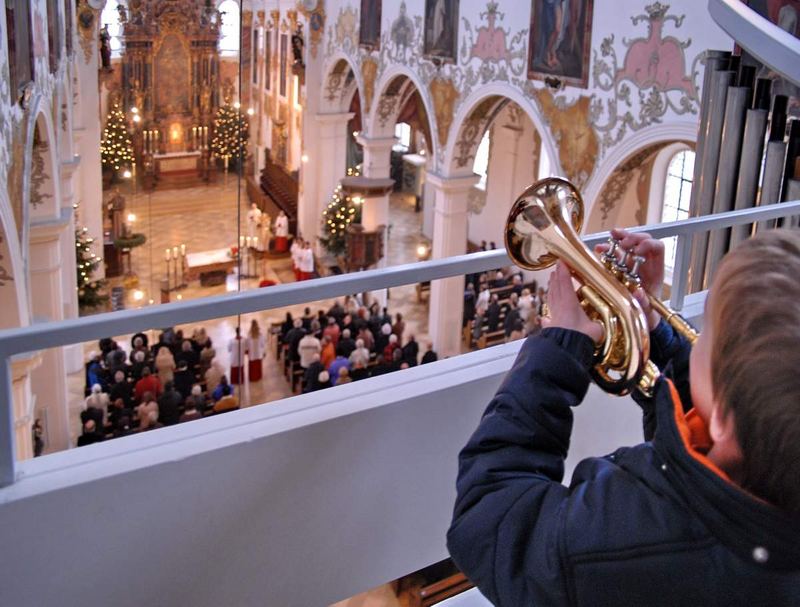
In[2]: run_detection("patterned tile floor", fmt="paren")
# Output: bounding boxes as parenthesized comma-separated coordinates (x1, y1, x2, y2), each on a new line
(66, 181, 433, 447)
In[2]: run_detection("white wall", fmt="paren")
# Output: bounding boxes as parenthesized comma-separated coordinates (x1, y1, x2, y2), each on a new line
(0, 299, 708, 607)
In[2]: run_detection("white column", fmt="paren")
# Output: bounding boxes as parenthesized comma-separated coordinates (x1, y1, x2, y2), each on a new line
(298, 112, 354, 243)
(12, 353, 43, 461)
(29, 219, 71, 453)
(355, 135, 397, 308)
(427, 173, 480, 358)
(60, 156, 83, 372)
(73, 24, 105, 277)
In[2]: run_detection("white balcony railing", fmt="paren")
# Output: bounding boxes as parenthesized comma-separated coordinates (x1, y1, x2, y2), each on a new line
(0, 202, 798, 607)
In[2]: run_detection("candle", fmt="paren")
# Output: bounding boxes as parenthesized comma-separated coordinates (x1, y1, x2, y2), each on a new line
(180, 243, 186, 256)
(165, 248, 171, 262)
(253, 236, 258, 250)
(172, 246, 178, 259)
(246, 236, 251, 248)
(239, 235, 245, 248)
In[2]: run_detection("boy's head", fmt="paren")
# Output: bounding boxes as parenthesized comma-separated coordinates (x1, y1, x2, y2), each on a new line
(693, 229, 800, 515)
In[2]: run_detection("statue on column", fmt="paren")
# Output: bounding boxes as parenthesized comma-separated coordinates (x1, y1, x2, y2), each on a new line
(292, 23, 305, 82)
(132, 80, 146, 113)
(116, 3, 128, 24)
(99, 25, 112, 71)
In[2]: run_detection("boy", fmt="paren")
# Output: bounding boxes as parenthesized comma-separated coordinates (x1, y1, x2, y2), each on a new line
(447, 228, 800, 605)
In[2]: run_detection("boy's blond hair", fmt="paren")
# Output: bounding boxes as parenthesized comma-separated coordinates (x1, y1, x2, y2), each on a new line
(709, 229, 800, 515)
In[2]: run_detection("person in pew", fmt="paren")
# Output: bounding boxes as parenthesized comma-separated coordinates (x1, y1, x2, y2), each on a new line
(204, 360, 225, 396)
(302, 354, 326, 393)
(305, 369, 330, 392)
(85, 383, 110, 412)
(448, 229, 800, 606)
(336, 367, 353, 385)
(370, 353, 393, 377)
(392, 313, 406, 341)
(158, 382, 182, 426)
(134, 366, 162, 402)
(490, 270, 506, 289)
(349, 338, 371, 368)
(357, 326, 375, 353)
(320, 335, 336, 369)
(130, 350, 148, 381)
(337, 329, 357, 359)
(421, 342, 438, 364)
(328, 354, 351, 386)
(285, 318, 307, 364)
(402, 335, 420, 367)
(503, 294, 521, 339)
(179, 399, 202, 423)
(389, 348, 405, 372)
(323, 316, 341, 349)
(109, 371, 134, 410)
(136, 393, 159, 431)
(464, 283, 476, 329)
(155, 346, 176, 386)
(350, 360, 370, 382)
(298, 329, 321, 370)
(212, 376, 234, 402)
(107, 398, 129, 434)
(199, 338, 216, 376)
(375, 323, 392, 358)
(486, 294, 501, 333)
(383, 334, 401, 363)
(173, 361, 195, 400)
(76, 419, 105, 447)
(506, 319, 526, 343)
(175, 340, 199, 371)
(301, 307, 315, 331)
(518, 288, 534, 323)
(186, 385, 208, 416)
(476, 285, 490, 318)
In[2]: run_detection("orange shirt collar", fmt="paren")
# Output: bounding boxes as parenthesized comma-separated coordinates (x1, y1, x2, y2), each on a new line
(666, 379, 733, 484)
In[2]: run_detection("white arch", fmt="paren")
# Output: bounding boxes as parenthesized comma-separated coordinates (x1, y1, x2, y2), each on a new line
(319, 51, 365, 115)
(0, 185, 30, 329)
(366, 64, 439, 160)
(584, 122, 698, 216)
(56, 79, 74, 160)
(443, 82, 560, 179)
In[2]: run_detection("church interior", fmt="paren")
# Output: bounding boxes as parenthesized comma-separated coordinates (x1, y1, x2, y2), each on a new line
(0, 1, 798, 605)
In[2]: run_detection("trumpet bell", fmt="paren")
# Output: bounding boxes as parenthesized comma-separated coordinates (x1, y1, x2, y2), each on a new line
(504, 177, 584, 271)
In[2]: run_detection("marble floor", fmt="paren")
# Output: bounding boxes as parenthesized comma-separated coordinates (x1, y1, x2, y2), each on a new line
(66, 181, 433, 446)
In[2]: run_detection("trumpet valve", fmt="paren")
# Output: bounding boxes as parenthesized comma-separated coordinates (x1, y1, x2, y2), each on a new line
(623, 255, 646, 290)
(600, 237, 620, 269)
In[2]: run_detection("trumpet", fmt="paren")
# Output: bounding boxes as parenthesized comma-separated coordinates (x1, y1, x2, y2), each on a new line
(504, 177, 698, 397)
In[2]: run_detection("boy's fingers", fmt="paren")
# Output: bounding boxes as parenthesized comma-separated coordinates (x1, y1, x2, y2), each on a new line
(634, 239, 664, 259)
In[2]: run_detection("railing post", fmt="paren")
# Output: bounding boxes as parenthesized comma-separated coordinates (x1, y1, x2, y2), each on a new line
(0, 355, 16, 487)
(670, 233, 693, 311)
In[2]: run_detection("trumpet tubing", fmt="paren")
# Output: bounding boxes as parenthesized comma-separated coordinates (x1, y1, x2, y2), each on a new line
(504, 177, 698, 396)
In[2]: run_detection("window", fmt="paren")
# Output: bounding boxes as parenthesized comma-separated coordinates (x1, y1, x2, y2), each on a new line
(219, 0, 240, 56)
(252, 29, 259, 84)
(64, 0, 73, 56)
(100, 0, 124, 58)
(473, 131, 490, 189)
(6, 0, 34, 96)
(279, 33, 287, 97)
(394, 122, 411, 150)
(662, 150, 695, 276)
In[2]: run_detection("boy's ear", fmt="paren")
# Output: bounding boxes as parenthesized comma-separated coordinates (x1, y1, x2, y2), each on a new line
(709, 403, 738, 445)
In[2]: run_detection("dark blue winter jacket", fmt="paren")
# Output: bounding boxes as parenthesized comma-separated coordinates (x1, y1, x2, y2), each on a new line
(447, 323, 800, 606)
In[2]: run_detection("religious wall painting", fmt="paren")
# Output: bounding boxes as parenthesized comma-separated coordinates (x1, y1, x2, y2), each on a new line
(335, 5, 359, 50)
(361, 57, 378, 112)
(535, 88, 598, 188)
(460, 1, 528, 81)
(154, 34, 190, 115)
(429, 77, 459, 147)
(424, 0, 459, 62)
(391, 2, 414, 52)
(297, 0, 326, 58)
(359, 0, 381, 50)
(591, 2, 701, 153)
(466, 1, 509, 63)
(528, 0, 593, 88)
(740, 0, 800, 115)
(77, 2, 98, 64)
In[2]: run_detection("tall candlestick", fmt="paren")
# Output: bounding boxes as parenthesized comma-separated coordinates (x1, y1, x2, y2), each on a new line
(172, 246, 178, 260)
(253, 236, 258, 250)
(180, 243, 186, 256)
(246, 236, 251, 248)
(165, 248, 171, 262)
(239, 235, 245, 248)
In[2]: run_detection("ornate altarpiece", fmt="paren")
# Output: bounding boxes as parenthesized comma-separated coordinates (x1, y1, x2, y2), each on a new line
(117, 0, 222, 163)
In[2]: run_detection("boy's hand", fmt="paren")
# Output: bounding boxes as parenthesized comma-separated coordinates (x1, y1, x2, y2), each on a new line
(595, 228, 664, 331)
(542, 262, 604, 344)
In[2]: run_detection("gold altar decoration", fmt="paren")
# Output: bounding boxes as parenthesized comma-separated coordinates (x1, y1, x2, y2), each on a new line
(296, 0, 326, 58)
(430, 77, 459, 147)
(77, 1, 99, 65)
(115, 0, 222, 167)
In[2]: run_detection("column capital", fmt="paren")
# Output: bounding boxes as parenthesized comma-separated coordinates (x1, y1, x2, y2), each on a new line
(314, 111, 355, 125)
(60, 154, 81, 179)
(355, 134, 397, 152)
(30, 208, 72, 243)
(426, 172, 481, 193)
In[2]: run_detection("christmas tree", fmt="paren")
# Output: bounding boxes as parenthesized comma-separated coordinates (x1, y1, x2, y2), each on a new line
(100, 103, 134, 181)
(319, 166, 362, 256)
(210, 102, 249, 169)
(75, 226, 107, 309)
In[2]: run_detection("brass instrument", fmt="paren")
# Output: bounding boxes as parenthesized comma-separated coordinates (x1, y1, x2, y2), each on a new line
(504, 177, 698, 397)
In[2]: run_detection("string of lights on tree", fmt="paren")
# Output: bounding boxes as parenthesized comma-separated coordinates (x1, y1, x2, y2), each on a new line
(100, 102, 134, 180)
(75, 204, 107, 309)
(319, 166, 362, 256)
(210, 101, 249, 168)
